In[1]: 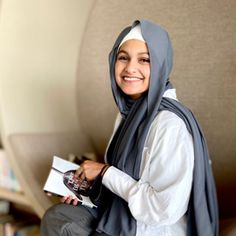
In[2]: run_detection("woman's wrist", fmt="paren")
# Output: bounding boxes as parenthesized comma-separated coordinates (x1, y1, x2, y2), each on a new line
(100, 164, 110, 177)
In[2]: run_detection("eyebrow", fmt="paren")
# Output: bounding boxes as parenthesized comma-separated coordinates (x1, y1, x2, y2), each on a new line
(117, 50, 149, 56)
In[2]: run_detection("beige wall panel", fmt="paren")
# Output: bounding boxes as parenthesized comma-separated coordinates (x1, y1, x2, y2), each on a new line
(0, 0, 94, 135)
(0, 0, 95, 217)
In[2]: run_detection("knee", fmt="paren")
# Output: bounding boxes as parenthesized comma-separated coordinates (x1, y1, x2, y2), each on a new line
(40, 203, 67, 235)
(42, 203, 65, 222)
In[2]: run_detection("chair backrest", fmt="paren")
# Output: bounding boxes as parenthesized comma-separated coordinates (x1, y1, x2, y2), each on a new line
(77, 0, 236, 219)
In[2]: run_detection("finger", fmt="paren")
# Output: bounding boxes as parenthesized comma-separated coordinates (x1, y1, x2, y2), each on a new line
(60, 196, 67, 203)
(75, 173, 86, 183)
(80, 172, 86, 181)
(75, 167, 83, 178)
(72, 198, 78, 206)
(61, 195, 73, 205)
(66, 195, 74, 204)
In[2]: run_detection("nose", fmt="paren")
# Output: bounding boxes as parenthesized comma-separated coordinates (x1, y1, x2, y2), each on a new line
(125, 59, 138, 74)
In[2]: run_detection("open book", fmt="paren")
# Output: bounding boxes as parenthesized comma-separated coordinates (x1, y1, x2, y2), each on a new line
(43, 156, 97, 208)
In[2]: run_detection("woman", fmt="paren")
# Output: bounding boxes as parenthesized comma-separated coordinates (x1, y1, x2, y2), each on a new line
(40, 20, 218, 236)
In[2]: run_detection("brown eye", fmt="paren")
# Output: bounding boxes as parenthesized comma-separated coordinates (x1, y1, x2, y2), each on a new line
(139, 58, 150, 64)
(117, 55, 128, 61)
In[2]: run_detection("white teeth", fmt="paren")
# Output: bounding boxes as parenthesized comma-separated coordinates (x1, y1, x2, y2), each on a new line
(123, 77, 141, 81)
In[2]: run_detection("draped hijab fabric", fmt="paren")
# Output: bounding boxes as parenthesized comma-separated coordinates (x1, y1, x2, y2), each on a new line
(97, 20, 218, 236)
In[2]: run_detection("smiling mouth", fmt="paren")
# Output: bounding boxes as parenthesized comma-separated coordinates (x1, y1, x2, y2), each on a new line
(123, 77, 143, 81)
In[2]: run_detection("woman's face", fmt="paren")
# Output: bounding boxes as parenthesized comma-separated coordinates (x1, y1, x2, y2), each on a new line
(115, 39, 150, 100)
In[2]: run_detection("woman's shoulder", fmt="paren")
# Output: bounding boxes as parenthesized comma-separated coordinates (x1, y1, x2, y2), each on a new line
(153, 110, 186, 130)
(157, 88, 187, 129)
(145, 110, 191, 152)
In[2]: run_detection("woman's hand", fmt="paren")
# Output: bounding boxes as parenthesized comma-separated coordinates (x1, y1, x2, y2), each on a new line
(60, 161, 109, 205)
(74, 160, 107, 182)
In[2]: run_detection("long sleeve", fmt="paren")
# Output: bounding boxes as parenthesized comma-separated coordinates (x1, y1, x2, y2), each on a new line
(102, 111, 194, 227)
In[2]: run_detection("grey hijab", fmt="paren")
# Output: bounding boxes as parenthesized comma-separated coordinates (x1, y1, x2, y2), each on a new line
(97, 20, 218, 236)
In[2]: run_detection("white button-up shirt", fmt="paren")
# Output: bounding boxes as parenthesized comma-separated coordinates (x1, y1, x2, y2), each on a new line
(102, 89, 194, 236)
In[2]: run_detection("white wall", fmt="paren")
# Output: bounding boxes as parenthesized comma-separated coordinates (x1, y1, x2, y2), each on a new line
(0, 0, 94, 137)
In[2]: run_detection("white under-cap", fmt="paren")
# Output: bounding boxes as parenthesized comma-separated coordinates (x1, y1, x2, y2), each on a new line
(118, 24, 145, 48)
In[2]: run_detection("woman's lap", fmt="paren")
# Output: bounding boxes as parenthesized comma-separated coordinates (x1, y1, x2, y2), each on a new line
(40, 203, 103, 236)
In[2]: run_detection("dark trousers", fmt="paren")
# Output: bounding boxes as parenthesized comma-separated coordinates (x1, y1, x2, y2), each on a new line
(40, 203, 109, 236)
